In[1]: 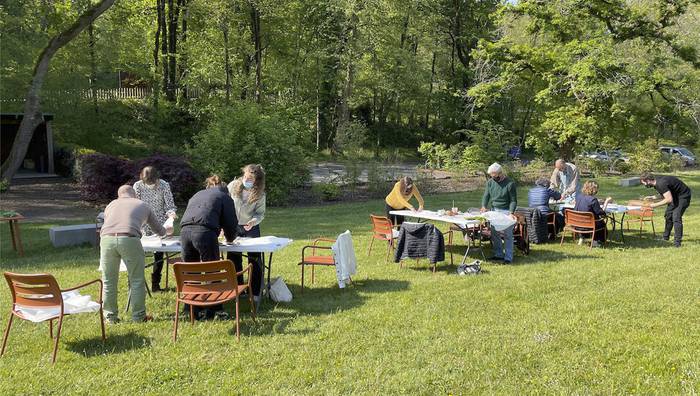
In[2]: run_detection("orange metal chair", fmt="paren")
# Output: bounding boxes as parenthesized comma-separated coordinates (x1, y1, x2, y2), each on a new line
(625, 204, 655, 237)
(299, 238, 351, 292)
(560, 210, 607, 249)
(2, 272, 105, 364)
(172, 260, 255, 341)
(368, 215, 399, 262)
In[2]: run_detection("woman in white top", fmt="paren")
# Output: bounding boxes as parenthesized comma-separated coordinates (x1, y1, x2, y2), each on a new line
(133, 166, 177, 291)
(227, 164, 266, 302)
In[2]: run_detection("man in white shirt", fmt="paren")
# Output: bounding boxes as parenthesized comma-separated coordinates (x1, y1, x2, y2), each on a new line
(550, 159, 581, 202)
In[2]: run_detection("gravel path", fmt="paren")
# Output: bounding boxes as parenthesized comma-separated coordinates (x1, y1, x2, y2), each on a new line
(0, 178, 96, 222)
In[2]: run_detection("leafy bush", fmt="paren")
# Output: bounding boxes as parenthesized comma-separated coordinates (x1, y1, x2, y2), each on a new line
(629, 139, 665, 174)
(0, 179, 9, 193)
(134, 154, 201, 203)
(75, 153, 135, 202)
(334, 121, 368, 154)
(76, 153, 200, 203)
(189, 103, 309, 204)
(313, 183, 341, 201)
(669, 154, 686, 172)
(613, 159, 631, 174)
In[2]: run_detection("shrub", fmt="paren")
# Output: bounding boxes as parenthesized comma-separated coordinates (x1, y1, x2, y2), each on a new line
(613, 159, 632, 174)
(0, 179, 9, 193)
(629, 139, 665, 174)
(75, 153, 134, 202)
(134, 154, 201, 203)
(669, 154, 686, 172)
(313, 183, 341, 201)
(334, 121, 368, 154)
(189, 103, 309, 205)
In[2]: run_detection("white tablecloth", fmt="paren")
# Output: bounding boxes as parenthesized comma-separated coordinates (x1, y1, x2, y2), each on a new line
(560, 203, 642, 214)
(388, 210, 482, 228)
(140, 235, 293, 253)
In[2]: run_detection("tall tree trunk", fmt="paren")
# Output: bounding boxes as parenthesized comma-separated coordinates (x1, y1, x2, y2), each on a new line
(1, 0, 117, 181)
(159, 0, 168, 97)
(177, 0, 189, 102)
(222, 23, 231, 104)
(249, 2, 262, 103)
(87, 22, 99, 114)
(154, 0, 163, 107)
(425, 51, 436, 127)
(166, 0, 180, 101)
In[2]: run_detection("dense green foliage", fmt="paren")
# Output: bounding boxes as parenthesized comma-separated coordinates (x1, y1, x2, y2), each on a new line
(189, 103, 308, 203)
(1, 1, 698, 184)
(1, 172, 699, 393)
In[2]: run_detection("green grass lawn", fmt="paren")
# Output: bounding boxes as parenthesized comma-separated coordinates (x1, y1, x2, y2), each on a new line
(1, 172, 699, 394)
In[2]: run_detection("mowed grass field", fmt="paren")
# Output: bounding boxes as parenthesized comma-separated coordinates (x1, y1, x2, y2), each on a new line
(0, 172, 698, 394)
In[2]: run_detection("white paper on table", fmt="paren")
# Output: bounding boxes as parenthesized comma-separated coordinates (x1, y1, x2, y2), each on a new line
(483, 211, 517, 231)
(15, 290, 101, 323)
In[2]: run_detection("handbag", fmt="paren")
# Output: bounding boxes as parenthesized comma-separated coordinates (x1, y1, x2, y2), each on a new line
(269, 277, 293, 302)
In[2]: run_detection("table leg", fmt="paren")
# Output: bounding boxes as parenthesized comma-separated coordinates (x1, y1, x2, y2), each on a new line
(264, 253, 274, 300)
(619, 213, 626, 243)
(12, 221, 24, 257)
(8, 221, 17, 252)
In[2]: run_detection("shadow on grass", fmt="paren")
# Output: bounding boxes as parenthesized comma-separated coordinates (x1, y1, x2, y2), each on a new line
(226, 278, 411, 337)
(66, 331, 151, 357)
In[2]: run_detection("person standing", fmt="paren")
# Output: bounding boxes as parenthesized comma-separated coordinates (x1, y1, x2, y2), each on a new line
(133, 166, 177, 292)
(180, 175, 238, 319)
(385, 176, 424, 226)
(100, 185, 173, 324)
(227, 164, 266, 305)
(640, 173, 692, 247)
(481, 163, 518, 264)
(550, 159, 581, 202)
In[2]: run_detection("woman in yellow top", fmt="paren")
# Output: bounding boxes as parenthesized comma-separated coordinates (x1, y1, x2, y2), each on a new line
(385, 176, 424, 226)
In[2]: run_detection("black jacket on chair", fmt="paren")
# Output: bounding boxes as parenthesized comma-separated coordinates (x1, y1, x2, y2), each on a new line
(516, 207, 548, 244)
(394, 222, 445, 264)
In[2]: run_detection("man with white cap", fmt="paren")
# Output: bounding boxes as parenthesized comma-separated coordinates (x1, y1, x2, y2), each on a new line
(481, 163, 518, 264)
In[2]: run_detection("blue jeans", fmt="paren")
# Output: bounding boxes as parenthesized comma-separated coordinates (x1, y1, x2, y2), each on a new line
(490, 210, 514, 261)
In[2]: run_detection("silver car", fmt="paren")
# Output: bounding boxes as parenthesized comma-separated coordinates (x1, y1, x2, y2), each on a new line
(660, 146, 696, 166)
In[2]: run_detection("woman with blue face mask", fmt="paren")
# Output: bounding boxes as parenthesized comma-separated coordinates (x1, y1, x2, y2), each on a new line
(226, 164, 266, 304)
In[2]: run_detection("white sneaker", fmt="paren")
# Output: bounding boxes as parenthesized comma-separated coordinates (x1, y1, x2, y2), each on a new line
(578, 238, 584, 245)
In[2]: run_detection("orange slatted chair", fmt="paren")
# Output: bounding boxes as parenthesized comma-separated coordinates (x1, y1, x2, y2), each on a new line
(368, 215, 400, 262)
(560, 210, 607, 249)
(172, 260, 255, 341)
(298, 238, 340, 292)
(625, 202, 656, 237)
(2, 272, 105, 364)
(513, 213, 530, 255)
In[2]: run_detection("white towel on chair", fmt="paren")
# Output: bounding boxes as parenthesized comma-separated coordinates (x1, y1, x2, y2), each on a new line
(332, 230, 357, 288)
(15, 291, 101, 323)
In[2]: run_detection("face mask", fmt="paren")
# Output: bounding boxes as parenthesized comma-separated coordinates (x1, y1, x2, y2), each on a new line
(492, 175, 503, 182)
(243, 180, 254, 189)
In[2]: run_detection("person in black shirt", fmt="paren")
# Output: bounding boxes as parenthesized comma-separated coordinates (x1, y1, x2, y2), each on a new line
(179, 175, 238, 318)
(640, 173, 692, 247)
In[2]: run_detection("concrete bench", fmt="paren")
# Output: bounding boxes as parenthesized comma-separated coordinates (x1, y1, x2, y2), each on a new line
(49, 224, 98, 247)
(619, 177, 641, 187)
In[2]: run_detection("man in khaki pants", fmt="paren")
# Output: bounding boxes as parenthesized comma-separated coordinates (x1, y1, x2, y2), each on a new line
(100, 185, 173, 323)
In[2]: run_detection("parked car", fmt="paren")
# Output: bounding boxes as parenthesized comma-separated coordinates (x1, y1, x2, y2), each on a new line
(660, 146, 696, 166)
(580, 151, 611, 162)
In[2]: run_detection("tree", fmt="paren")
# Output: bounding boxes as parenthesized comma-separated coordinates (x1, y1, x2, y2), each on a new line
(0, 0, 117, 182)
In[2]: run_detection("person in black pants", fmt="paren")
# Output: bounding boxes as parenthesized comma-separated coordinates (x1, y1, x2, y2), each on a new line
(226, 164, 267, 305)
(179, 175, 238, 319)
(640, 173, 692, 247)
